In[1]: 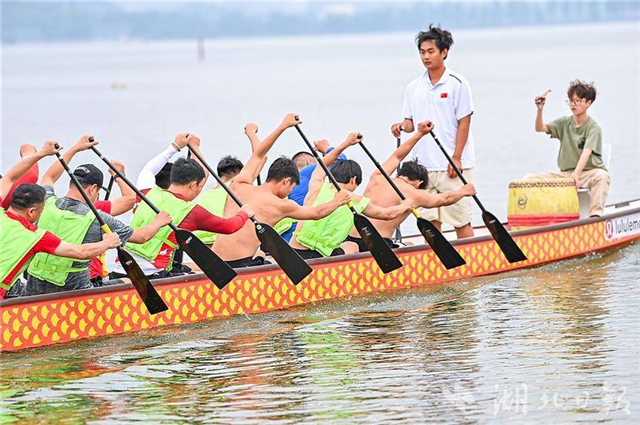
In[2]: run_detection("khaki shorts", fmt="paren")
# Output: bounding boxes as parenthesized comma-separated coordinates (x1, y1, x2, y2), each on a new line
(418, 168, 474, 228)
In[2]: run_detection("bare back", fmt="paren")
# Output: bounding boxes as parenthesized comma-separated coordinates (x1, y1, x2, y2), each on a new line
(213, 182, 294, 261)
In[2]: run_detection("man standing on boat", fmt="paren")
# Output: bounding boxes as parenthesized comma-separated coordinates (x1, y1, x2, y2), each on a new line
(526, 80, 611, 217)
(391, 24, 476, 239)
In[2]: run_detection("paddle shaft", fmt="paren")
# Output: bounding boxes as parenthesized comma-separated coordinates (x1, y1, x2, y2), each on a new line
(91, 146, 180, 233)
(395, 137, 403, 243)
(104, 176, 115, 201)
(294, 125, 356, 214)
(429, 131, 486, 212)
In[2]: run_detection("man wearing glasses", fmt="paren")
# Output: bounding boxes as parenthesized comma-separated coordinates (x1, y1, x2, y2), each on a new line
(23, 135, 171, 296)
(526, 80, 611, 217)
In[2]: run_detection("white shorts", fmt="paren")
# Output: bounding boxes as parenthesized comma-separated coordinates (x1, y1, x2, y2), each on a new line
(418, 168, 474, 228)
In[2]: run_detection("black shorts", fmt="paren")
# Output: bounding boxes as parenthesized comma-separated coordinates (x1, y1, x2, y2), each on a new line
(345, 235, 398, 252)
(293, 247, 345, 260)
(227, 256, 272, 269)
(108, 269, 186, 281)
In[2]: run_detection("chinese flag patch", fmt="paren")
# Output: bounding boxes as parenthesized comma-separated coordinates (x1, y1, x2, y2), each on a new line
(440, 92, 448, 98)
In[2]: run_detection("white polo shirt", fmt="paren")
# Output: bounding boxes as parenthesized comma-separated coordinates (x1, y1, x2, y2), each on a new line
(402, 67, 475, 171)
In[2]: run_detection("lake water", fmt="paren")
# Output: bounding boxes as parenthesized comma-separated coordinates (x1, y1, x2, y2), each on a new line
(1, 22, 640, 423)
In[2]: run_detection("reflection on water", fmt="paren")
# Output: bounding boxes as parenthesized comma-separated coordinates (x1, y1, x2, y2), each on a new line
(2, 244, 638, 423)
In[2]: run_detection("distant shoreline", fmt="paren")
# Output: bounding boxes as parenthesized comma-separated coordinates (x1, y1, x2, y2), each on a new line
(3, 19, 638, 49)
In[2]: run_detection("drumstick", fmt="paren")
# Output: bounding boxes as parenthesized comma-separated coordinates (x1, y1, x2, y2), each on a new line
(535, 89, 551, 105)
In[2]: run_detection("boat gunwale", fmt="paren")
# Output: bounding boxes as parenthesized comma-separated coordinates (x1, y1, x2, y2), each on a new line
(1, 198, 638, 308)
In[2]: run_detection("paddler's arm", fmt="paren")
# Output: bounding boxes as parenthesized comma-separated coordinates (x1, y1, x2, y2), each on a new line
(378, 121, 433, 176)
(362, 198, 414, 220)
(244, 123, 268, 181)
(322, 132, 361, 168)
(183, 134, 209, 182)
(302, 132, 362, 206)
(282, 191, 352, 221)
(53, 233, 121, 260)
(40, 135, 98, 186)
(234, 113, 301, 185)
(136, 136, 184, 189)
(127, 211, 172, 244)
(413, 184, 476, 208)
(1, 140, 61, 200)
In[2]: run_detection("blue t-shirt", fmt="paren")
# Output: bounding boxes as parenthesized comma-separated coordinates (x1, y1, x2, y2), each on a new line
(282, 147, 347, 242)
(289, 147, 347, 206)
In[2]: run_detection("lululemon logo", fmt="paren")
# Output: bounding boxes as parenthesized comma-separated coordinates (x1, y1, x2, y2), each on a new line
(185, 236, 192, 244)
(605, 220, 614, 240)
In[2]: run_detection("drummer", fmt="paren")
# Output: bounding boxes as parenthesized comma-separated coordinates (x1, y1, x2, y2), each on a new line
(527, 80, 611, 217)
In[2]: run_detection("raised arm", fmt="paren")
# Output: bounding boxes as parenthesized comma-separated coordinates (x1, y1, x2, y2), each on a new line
(534, 90, 551, 133)
(40, 135, 98, 187)
(235, 113, 301, 185)
(244, 123, 268, 180)
(1, 141, 61, 200)
(303, 132, 362, 206)
(379, 121, 433, 176)
(136, 139, 183, 189)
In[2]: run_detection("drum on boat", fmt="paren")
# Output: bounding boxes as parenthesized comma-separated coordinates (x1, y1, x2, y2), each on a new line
(507, 178, 579, 229)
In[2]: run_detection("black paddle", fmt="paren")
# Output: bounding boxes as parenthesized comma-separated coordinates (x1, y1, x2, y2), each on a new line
(429, 131, 527, 263)
(358, 141, 466, 270)
(295, 125, 403, 274)
(55, 150, 168, 315)
(394, 136, 403, 244)
(90, 145, 238, 289)
(187, 144, 313, 284)
(104, 175, 115, 201)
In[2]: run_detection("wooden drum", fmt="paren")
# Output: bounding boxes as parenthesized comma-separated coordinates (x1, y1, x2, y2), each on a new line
(507, 178, 579, 230)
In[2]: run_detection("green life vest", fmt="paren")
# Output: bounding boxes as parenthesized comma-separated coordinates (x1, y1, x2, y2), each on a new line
(28, 197, 95, 286)
(294, 182, 369, 257)
(274, 217, 296, 235)
(126, 187, 195, 269)
(194, 186, 228, 245)
(0, 208, 46, 290)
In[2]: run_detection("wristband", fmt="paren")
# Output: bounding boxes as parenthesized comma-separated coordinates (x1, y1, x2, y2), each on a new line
(171, 142, 181, 152)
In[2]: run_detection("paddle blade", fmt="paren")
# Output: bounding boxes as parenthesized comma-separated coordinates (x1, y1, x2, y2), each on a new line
(117, 248, 168, 315)
(175, 228, 237, 289)
(416, 217, 466, 270)
(353, 212, 403, 274)
(482, 211, 527, 263)
(254, 221, 312, 285)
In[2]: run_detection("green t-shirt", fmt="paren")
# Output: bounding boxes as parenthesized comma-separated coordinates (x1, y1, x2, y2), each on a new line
(545, 116, 606, 172)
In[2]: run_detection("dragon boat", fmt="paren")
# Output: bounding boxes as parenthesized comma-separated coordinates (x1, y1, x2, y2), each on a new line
(1, 198, 639, 352)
